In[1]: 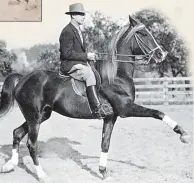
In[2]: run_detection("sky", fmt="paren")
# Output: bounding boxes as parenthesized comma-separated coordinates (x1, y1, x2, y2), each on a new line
(0, 0, 193, 53)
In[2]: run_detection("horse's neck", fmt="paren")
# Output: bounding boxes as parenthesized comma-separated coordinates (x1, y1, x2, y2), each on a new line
(116, 62, 134, 79)
(116, 47, 134, 79)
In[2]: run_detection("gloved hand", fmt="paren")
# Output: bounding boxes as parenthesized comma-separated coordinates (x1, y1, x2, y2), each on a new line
(87, 52, 96, 61)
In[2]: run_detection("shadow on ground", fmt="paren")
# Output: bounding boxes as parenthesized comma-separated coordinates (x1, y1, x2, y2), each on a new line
(0, 137, 146, 180)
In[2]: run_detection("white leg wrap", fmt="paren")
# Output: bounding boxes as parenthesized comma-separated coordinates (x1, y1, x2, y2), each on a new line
(162, 115, 177, 129)
(10, 149, 19, 165)
(99, 152, 108, 167)
(35, 164, 46, 179)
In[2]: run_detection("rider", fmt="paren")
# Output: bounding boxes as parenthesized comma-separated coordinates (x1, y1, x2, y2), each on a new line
(59, 3, 105, 119)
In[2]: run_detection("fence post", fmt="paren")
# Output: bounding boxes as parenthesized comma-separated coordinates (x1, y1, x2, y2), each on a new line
(163, 78, 168, 105)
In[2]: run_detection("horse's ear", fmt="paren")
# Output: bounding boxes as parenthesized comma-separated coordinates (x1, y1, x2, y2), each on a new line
(129, 15, 137, 26)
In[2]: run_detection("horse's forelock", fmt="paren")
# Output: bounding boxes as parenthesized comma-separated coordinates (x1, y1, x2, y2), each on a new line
(122, 23, 145, 46)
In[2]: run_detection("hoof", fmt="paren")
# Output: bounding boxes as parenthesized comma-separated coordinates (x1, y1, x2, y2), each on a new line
(102, 172, 112, 180)
(99, 168, 110, 180)
(1, 161, 15, 173)
(101, 171, 107, 180)
(180, 135, 191, 144)
(39, 175, 52, 183)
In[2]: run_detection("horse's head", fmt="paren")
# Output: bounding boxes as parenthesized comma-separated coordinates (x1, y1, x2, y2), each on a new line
(121, 15, 167, 63)
(101, 15, 167, 83)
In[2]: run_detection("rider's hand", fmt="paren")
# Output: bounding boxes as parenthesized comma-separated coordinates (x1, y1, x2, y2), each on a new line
(87, 52, 96, 61)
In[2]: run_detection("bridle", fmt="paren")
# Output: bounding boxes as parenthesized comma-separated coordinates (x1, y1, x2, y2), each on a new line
(134, 27, 162, 64)
(97, 24, 164, 65)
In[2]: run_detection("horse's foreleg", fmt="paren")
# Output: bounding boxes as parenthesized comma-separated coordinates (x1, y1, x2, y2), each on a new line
(119, 100, 190, 143)
(99, 115, 117, 179)
(1, 122, 28, 173)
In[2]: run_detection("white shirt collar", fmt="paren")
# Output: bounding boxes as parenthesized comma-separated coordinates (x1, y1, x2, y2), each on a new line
(71, 20, 81, 32)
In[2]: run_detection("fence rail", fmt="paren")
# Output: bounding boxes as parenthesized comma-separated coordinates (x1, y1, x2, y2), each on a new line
(134, 77, 193, 105)
(0, 77, 193, 105)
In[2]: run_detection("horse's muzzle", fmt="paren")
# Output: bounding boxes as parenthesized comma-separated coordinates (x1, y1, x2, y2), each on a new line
(155, 50, 168, 63)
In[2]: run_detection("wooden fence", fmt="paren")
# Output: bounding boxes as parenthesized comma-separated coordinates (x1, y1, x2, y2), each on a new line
(0, 77, 193, 105)
(134, 77, 193, 105)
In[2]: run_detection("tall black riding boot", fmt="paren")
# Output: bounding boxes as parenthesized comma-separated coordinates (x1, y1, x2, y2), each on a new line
(86, 85, 105, 119)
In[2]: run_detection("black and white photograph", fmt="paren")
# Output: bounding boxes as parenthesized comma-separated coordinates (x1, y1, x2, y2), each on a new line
(0, 0, 193, 182)
(0, 0, 41, 21)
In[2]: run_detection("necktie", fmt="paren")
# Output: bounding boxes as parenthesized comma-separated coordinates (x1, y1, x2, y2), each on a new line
(78, 27, 83, 44)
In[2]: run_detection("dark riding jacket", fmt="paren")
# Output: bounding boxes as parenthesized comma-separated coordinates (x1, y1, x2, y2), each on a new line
(59, 23, 87, 73)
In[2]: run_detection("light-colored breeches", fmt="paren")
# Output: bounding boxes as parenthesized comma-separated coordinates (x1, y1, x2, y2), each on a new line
(68, 64, 96, 87)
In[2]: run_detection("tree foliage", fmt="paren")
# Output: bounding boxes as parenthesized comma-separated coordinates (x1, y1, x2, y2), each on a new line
(36, 43, 60, 71)
(0, 40, 16, 78)
(83, 11, 121, 54)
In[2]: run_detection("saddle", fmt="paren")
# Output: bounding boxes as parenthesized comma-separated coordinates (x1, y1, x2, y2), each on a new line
(58, 67, 113, 116)
(58, 67, 101, 96)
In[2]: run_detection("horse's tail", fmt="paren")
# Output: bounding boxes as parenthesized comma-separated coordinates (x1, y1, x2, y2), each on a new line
(0, 73, 23, 119)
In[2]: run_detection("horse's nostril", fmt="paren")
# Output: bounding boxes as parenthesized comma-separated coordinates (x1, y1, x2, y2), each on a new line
(157, 52, 162, 57)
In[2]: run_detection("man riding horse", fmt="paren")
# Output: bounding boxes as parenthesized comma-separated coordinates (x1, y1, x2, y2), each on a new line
(59, 3, 106, 119)
(0, 3, 190, 181)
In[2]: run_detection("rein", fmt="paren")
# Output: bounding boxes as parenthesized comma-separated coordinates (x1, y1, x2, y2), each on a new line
(96, 52, 151, 65)
(96, 24, 162, 65)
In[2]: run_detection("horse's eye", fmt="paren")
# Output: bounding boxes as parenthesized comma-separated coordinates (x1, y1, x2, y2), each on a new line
(136, 31, 147, 36)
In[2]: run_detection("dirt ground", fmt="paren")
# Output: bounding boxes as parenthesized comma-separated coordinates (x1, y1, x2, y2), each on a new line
(0, 0, 41, 21)
(0, 105, 193, 183)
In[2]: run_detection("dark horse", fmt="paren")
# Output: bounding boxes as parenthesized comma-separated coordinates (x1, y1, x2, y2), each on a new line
(0, 16, 190, 182)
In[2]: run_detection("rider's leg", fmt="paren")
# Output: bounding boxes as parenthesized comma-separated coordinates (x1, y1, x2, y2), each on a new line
(68, 64, 105, 119)
(84, 66, 106, 119)
(86, 85, 104, 119)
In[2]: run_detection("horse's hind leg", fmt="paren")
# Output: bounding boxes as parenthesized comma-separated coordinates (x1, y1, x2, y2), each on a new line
(1, 122, 28, 173)
(26, 122, 48, 181)
(99, 115, 117, 179)
(21, 104, 51, 181)
(1, 104, 52, 174)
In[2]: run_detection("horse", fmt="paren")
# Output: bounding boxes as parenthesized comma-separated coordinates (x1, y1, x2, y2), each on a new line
(0, 16, 190, 182)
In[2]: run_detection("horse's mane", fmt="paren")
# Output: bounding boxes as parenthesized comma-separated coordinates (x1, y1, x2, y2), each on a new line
(100, 23, 145, 84)
(100, 24, 130, 83)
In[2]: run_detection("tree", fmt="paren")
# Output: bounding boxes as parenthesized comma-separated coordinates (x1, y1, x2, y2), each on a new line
(0, 40, 16, 77)
(83, 11, 121, 55)
(12, 43, 61, 72)
(36, 43, 60, 71)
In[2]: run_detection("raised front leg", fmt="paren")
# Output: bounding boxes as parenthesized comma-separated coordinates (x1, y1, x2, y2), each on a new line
(101, 87, 190, 144)
(120, 101, 190, 143)
(99, 115, 117, 179)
